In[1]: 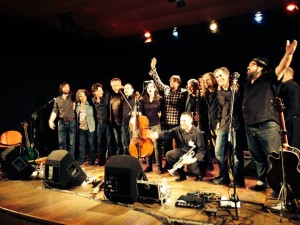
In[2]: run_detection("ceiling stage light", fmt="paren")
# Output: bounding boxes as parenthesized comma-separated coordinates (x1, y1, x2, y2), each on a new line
(286, 3, 299, 12)
(172, 27, 179, 38)
(176, 0, 186, 8)
(254, 11, 263, 23)
(144, 31, 152, 43)
(209, 20, 218, 33)
(168, 0, 186, 9)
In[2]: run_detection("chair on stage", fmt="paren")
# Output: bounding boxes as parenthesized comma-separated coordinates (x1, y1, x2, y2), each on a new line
(0, 130, 23, 163)
(0, 130, 23, 149)
(0, 130, 23, 168)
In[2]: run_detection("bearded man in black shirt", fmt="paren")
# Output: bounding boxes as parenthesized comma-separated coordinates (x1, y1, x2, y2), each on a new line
(242, 40, 297, 191)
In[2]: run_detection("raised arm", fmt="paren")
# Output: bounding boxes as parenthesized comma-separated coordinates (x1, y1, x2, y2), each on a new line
(151, 57, 157, 70)
(275, 39, 297, 80)
(149, 57, 169, 92)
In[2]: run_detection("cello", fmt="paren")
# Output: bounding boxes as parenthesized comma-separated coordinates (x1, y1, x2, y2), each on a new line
(129, 101, 154, 158)
(266, 97, 300, 197)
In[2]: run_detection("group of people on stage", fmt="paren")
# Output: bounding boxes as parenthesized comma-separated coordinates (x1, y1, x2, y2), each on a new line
(48, 40, 298, 194)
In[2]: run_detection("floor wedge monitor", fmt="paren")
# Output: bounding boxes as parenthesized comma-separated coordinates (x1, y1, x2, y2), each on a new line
(44, 150, 87, 189)
(1, 146, 35, 180)
(104, 155, 147, 204)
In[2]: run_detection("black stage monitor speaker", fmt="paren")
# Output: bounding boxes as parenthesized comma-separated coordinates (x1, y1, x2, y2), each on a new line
(44, 150, 87, 189)
(1, 147, 35, 180)
(104, 155, 147, 204)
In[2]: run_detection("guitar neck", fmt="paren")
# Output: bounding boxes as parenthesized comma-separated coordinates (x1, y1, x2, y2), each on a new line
(278, 111, 288, 147)
(23, 123, 31, 148)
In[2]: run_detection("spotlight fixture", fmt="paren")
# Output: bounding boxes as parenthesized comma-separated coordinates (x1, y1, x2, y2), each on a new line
(144, 31, 152, 43)
(176, 0, 186, 8)
(286, 2, 299, 13)
(144, 31, 151, 38)
(254, 11, 263, 24)
(209, 20, 218, 33)
(172, 27, 179, 39)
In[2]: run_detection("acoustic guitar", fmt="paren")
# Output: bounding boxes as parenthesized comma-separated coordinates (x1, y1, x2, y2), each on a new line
(266, 97, 300, 197)
(23, 121, 37, 161)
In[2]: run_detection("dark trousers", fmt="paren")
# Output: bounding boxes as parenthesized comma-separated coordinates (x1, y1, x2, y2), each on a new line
(166, 148, 205, 177)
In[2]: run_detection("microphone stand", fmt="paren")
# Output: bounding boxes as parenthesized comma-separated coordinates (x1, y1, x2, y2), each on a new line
(119, 90, 133, 112)
(227, 74, 239, 220)
(30, 98, 56, 150)
(227, 73, 265, 221)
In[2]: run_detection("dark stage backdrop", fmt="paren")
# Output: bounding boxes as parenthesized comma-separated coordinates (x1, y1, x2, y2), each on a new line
(1, 10, 299, 156)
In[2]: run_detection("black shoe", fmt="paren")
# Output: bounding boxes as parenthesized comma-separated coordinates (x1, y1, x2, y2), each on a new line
(269, 191, 279, 199)
(195, 175, 203, 182)
(144, 166, 153, 172)
(157, 167, 164, 174)
(85, 162, 95, 166)
(175, 175, 187, 182)
(249, 183, 269, 191)
(213, 177, 230, 185)
(229, 182, 245, 188)
(207, 165, 214, 171)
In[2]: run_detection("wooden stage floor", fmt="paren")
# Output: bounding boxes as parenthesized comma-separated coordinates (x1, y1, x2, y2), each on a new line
(0, 158, 299, 225)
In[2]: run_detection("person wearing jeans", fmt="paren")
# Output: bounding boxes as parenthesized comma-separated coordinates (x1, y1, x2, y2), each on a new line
(49, 82, 76, 158)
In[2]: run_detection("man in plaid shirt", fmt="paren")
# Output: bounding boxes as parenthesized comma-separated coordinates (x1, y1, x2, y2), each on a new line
(149, 57, 188, 170)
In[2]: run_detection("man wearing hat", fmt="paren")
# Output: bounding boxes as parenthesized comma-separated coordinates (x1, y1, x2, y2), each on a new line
(242, 40, 297, 191)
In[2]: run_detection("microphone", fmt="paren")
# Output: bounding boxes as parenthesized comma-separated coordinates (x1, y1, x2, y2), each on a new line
(231, 72, 240, 89)
(144, 80, 154, 84)
(232, 72, 240, 79)
(48, 98, 56, 104)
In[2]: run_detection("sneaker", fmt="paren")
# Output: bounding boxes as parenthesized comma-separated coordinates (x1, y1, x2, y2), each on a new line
(271, 202, 285, 211)
(249, 181, 269, 191)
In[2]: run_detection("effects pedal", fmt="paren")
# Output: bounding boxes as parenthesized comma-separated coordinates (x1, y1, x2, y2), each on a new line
(205, 207, 218, 216)
(175, 194, 205, 209)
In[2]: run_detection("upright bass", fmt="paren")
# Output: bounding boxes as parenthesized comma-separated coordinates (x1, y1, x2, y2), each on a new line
(129, 101, 154, 158)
